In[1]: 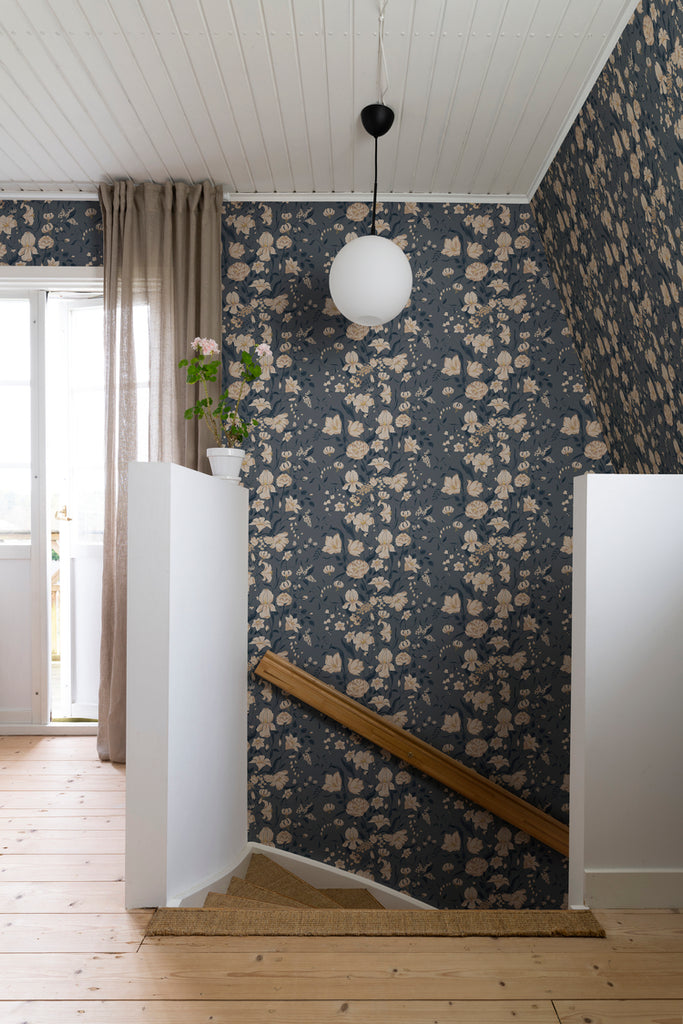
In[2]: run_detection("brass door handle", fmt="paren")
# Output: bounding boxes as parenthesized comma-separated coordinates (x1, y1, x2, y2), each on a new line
(55, 506, 72, 522)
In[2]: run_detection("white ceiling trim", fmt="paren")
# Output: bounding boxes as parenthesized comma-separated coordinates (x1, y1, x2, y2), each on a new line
(0, 266, 103, 288)
(220, 192, 530, 204)
(0, 183, 529, 205)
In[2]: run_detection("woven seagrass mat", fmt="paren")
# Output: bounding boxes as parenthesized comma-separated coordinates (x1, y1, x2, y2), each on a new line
(146, 906, 605, 938)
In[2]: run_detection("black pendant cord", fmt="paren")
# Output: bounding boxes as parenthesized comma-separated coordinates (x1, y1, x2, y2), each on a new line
(371, 134, 378, 235)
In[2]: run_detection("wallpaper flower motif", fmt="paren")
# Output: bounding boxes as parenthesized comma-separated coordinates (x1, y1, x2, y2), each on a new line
(0, 200, 102, 265)
(223, 200, 612, 908)
(532, 0, 683, 472)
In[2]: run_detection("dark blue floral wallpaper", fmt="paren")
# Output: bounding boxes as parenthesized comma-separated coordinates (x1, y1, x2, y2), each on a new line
(0, 193, 614, 906)
(222, 200, 612, 908)
(0, 200, 102, 265)
(532, 0, 683, 473)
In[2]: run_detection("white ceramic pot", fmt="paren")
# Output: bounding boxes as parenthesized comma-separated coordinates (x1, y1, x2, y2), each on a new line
(207, 447, 245, 483)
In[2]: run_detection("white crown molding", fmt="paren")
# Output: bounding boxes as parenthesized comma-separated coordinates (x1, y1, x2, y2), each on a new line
(0, 266, 103, 289)
(225, 192, 530, 205)
(528, 0, 640, 199)
(0, 183, 530, 205)
(0, 183, 100, 201)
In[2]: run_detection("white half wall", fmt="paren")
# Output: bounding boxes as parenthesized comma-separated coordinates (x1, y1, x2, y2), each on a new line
(126, 462, 249, 909)
(570, 473, 683, 908)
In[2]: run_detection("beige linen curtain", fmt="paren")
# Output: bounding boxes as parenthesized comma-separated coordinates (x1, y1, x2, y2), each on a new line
(97, 180, 223, 763)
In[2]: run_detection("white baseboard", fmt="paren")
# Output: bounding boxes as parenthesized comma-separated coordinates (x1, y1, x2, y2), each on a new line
(177, 841, 433, 909)
(0, 722, 97, 735)
(584, 869, 683, 908)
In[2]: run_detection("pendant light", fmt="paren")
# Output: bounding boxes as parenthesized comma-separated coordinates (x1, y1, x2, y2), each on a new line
(328, 3, 412, 327)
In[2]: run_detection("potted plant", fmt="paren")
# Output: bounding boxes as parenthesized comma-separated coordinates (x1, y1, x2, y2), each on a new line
(179, 336, 272, 482)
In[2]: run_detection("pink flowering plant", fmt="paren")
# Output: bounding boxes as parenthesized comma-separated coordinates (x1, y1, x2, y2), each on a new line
(179, 336, 272, 448)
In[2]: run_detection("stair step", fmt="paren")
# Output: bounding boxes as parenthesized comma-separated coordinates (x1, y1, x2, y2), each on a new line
(321, 887, 384, 909)
(227, 875, 309, 908)
(203, 891, 277, 910)
(245, 852, 343, 908)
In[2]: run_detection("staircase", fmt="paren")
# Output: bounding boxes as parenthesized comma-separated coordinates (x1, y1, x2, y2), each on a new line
(146, 852, 604, 938)
(204, 852, 385, 910)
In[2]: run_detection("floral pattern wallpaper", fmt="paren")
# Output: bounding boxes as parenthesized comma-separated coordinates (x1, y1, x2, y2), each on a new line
(0, 200, 102, 265)
(532, 0, 683, 473)
(223, 200, 612, 908)
(0, 193, 616, 907)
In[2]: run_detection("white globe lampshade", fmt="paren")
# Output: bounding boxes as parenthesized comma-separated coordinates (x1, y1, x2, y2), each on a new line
(329, 234, 412, 327)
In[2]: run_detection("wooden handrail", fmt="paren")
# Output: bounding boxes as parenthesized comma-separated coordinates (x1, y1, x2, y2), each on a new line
(255, 650, 569, 857)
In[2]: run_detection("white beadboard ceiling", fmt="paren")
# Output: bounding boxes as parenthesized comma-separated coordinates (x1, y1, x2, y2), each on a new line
(0, 0, 638, 202)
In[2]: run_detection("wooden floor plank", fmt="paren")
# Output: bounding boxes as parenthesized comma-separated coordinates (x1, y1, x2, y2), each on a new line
(0, 855, 124, 882)
(594, 910, 683, 951)
(0, 760, 123, 776)
(0, 830, 125, 854)
(0, 912, 152, 952)
(554, 1000, 683, 1023)
(0, 791, 124, 809)
(0, 950, 682, 1001)
(0, 1001, 561, 1023)
(0, 737, 98, 759)
(0, 814, 125, 828)
(0, 882, 126, 913)
(0, 774, 124, 791)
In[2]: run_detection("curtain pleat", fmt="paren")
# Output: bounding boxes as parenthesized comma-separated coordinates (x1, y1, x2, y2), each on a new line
(97, 180, 223, 763)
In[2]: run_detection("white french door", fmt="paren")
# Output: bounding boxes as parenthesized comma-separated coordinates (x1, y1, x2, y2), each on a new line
(0, 291, 45, 724)
(0, 268, 104, 730)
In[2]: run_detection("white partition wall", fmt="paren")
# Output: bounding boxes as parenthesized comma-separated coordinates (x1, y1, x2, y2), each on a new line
(126, 462, 248, 909)
(570, 473, 683, 908)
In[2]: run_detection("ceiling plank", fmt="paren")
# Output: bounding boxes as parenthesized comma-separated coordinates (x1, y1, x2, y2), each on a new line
(80, 0, 193, 182)
(455, 0, 540, 195)
(384, 0, 444, 196)
(320, 0, 355, 193)
(506, 0, 626, 195)
(478, 1, 569, 196)
(227, 0, 295, 193)
(200, 0, 275, 192)
(43, 0, 160, 182)
(406, 0, 474, 196)
(291, 0, 334, 194)
(164, 0, 249, 191)
(429, 1, 508, 195)
(98, 0, 212, 182)
(260, 0, 315, 193)
(0, 5, 107, 181)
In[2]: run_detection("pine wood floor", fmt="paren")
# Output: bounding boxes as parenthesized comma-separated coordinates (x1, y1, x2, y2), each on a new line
(1, 735, 682, 1024)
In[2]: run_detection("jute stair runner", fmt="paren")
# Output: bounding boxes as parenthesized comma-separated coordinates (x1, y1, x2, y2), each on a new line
(226, 875, 310, 907)
(146, 853, 605, 938)
(245, 852, 342, 908)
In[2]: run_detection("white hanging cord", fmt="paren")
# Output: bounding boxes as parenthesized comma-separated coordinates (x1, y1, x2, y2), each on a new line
(376, 0, 390, 103)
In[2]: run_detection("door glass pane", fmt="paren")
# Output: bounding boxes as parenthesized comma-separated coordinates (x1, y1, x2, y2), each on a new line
(0, 298, 31, 542)
(45, 295, 107, 722)
(67, 304, 105, 542)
